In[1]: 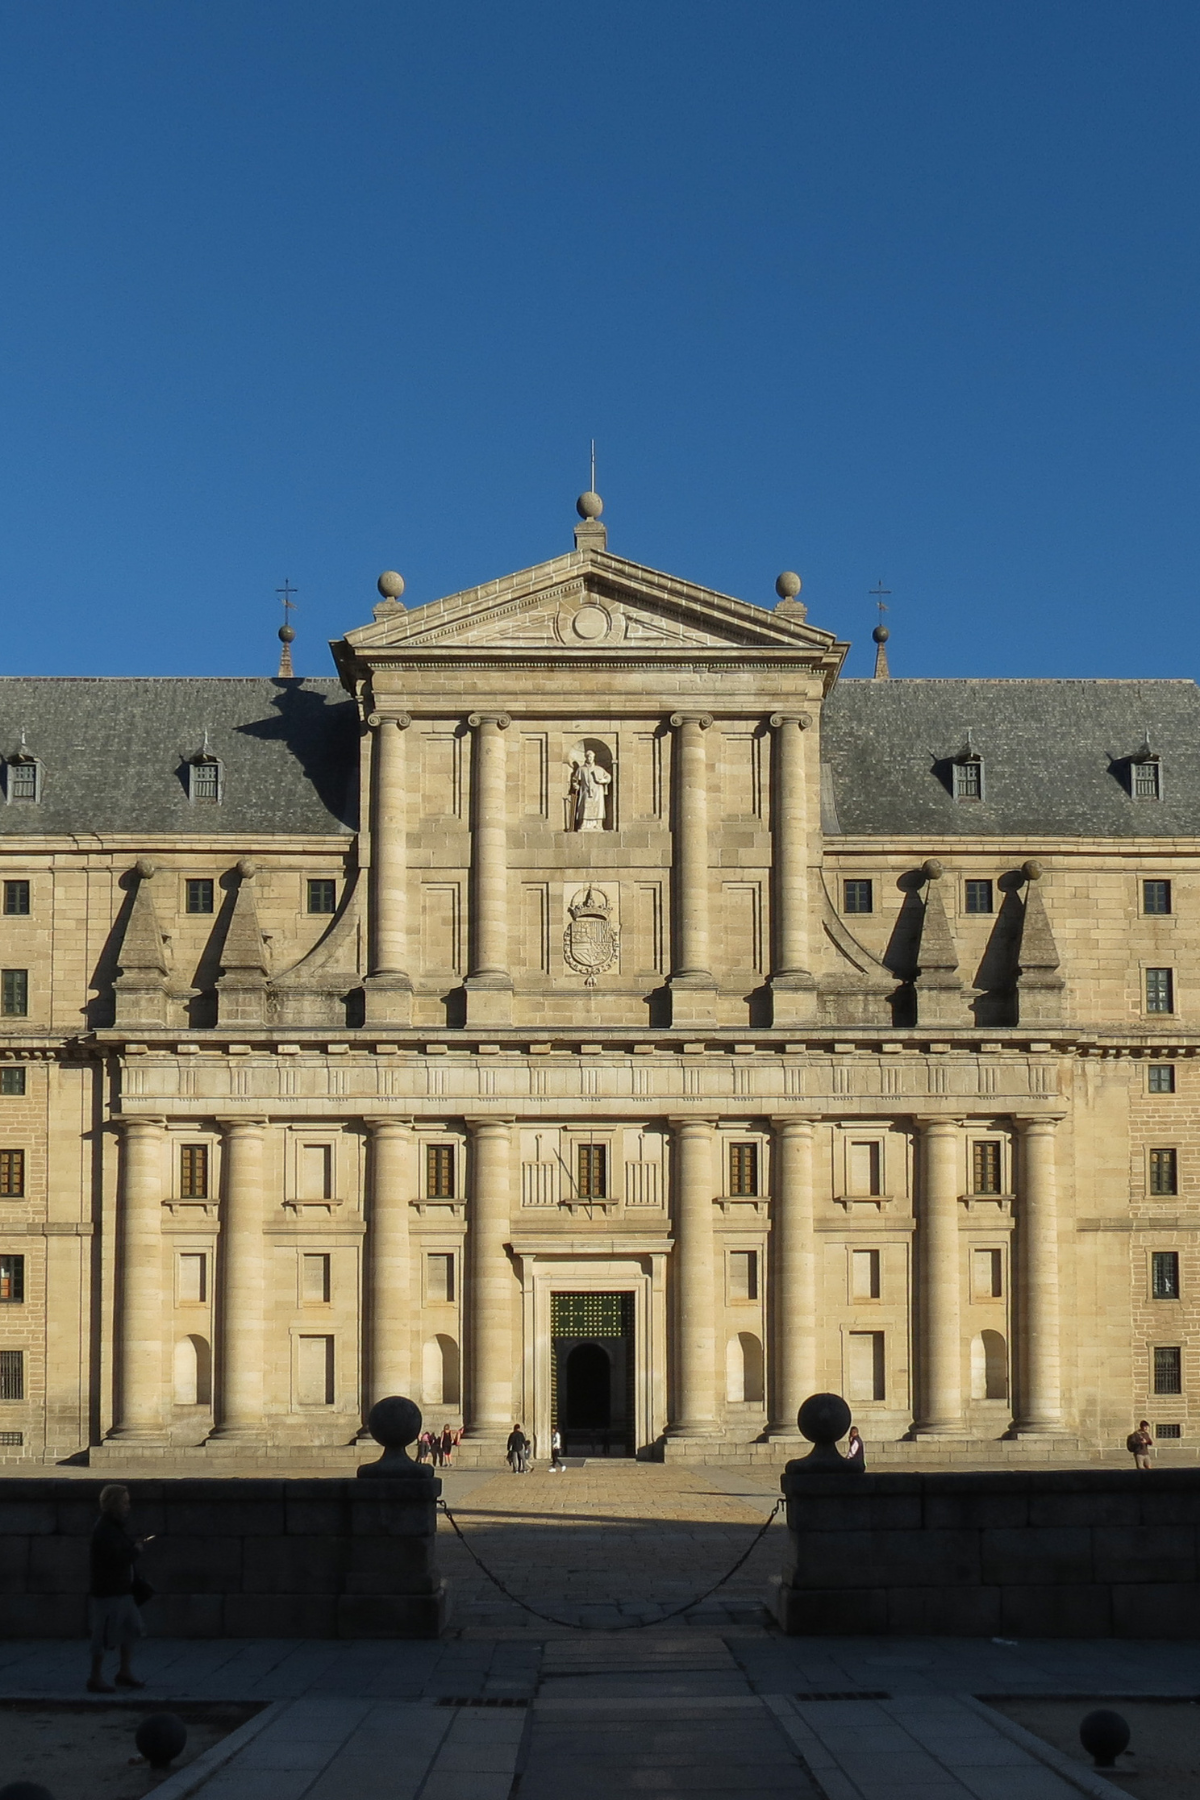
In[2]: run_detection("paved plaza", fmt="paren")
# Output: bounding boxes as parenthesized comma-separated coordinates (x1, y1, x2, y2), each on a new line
(0, 1461, 1195, 1798)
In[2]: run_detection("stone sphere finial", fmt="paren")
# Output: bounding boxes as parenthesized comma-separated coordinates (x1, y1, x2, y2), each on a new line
(135, 1713, 188, 1771)
(377, 570, 406, 601)
(278, 624, 295, 644)
(872, 624, 889, 644)
(797, 1392, 852, 1445)
(576, 490, 603, 520)
(1022, 858, 1043, 883)
(776, 572, 802, 600)
(921, 857, 944, 883)
(1079, 1709, 1131, 1771)
(368, 1395, 422, 1450)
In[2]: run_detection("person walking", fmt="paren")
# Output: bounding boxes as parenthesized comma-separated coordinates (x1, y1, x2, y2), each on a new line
(506, 1423, 529, 1474)
(548, 1427, 565, 1472)
(87, 1484, 149, 1694)
(845, 1426, 866, 1471)
(1128, 1420, 1154, 1470)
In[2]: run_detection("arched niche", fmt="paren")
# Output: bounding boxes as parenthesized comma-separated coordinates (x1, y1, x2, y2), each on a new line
(173, 1334, 211, 1407)
(726, 1331, 764, 1405)
(565, 738, 615, 831)
(422, 1334, 461, 1407)
(971, 1329, 1008, 1401)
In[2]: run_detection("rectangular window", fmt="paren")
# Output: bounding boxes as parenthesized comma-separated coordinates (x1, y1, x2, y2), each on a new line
(300, 1144, 333, 1201)
(0, 1350, 23, 1400)
(729, 1250, 758, 1301)
(1153, 1345, 1183, 1395)
(848, 1140, 882, 1196)
(0, 1152, 25, 1197)
(1143, 879, 1172, 915)
(297, 1335, 335, 1405)
(190, 761, 220, 802)
(964, 879, 993, 915)
(842, 879, 873, 915)
(302, 1253, 331, 1303)
(1156, 1422, 1182, 1439)
(1, 972, 27, 1017)
(848, 1331, 886, 1402)
(1149, 1148, 1178, 1196)
(0, 1256, 24, 1303)
(1146, 968, 1175, 1014)
(2, 882, 29, 918)
(425, 1144, 455, 1198)
(1149, 1064, 1177, 1094)
(0, 1070, 25, 1098)
(851, 1248, 881, 1300)
(971, 1141, 1003, 1195)
(178, 1253, 207, 1304)
(953, 759, 982, 801)
(973, 1248, 1003, 1298)
(427, 1253, 455, 1304)
(8, 764, 37, 802)
(728, 1142, 759, 1196)
(179, 1144, 209, 1199)
(1134, 760, 1162, 800)
(185, 879, 214, 915)
(1152, 1252, 1180, 1299)
(576, 1144, 607, 1199)
(307, 879, 337, 916)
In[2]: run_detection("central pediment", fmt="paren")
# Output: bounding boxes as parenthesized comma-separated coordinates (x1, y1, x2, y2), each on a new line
(338, 549, 845, 662)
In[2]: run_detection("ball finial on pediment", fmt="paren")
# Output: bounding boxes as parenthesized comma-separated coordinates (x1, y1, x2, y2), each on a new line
(774, 570, 807, 620)
(377, 571, 406, 602)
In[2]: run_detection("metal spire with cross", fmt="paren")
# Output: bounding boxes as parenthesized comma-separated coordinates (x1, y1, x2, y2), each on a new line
(276, 579, 298, 678)
(869, 580, 892, 680)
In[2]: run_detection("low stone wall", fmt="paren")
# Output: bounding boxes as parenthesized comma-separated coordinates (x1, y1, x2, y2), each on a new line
(0, 1478, 448, 1638)
(769, 1467, 1200, 1637)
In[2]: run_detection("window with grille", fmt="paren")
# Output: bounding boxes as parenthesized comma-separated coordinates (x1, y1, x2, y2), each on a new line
(178, 1253, 206, 1304)
(965, 879, 993, 915)
(0, 1070, 25, 1098)
(427, 1253, 455, 1304)
(302, 1253, 331, 1303)
(729, 1251, 758, 1301)
(1149, 1064, 1176, 1094)
(0, 1152, 24, 1197)
(185, 879, 214, 914)
(1, 972, 27, 1017)
(307, 879, 337, 916)
(2, 882, 29, 917)
(189, 760, 220, 802)
(843, 879, 873, 915)
(953, 758, 983, 801)
(852, 1248, 881, 1300)
(1153, 1346, 1182, 1395)
(728, 1142, 759, 1196)
(551, 1292, 630, 1337)
(1156, 1422, 1182, 1439)
(1152, 1252, 1180, 1299)
(1134, 759, 1162, 800)
(1146, 968, 1174, 1014)
(971, 1141, 1003, 1195)
(0, 1351, 23, 1400)
(576, 1144, 607, 1198)
(0, 1256, 23, 1303)
(7, 762, 38, 802)
(1149, 1148, 1178, 1196)
(0, 1432, 21, 1445)
(426, 1145, 455, 1197)
(179, 1144, 209, 1199)
(1143, 879, 1171, 915)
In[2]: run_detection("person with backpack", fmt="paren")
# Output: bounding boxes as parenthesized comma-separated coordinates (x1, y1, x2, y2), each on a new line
(1128, 1420, 1153, 1469)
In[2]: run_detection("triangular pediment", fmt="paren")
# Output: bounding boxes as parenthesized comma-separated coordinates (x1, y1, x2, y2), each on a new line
(341, 550, 843, 658)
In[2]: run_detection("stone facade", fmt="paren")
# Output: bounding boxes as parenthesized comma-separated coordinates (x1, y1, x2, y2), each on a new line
(0, 509, 1197, 1464)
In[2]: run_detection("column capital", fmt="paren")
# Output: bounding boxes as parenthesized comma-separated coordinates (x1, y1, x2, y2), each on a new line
(467, 712, 511, 729)
(1012, 1112, 1067, 1132)
(114, 1114, 166, 1133)
(770, 1113, 819, 1133)
(362, 1115, 415, 1136)
(215, 1115, 270, 1135)
(464, 1115, 515, 1135)
(913, 1114, 967, 1133)
(768, 712, 813, 730)
(666, 1113, 719, 1130)
(366, 711, 412, 729)
(668, 712, 713, 730)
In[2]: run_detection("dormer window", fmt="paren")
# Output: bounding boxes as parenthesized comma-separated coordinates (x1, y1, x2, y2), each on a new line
(188, 757, 222, 803)
(5, 757, 40, 804)
(952, 755, 983, 802)
(1133, 756, 1162, 800)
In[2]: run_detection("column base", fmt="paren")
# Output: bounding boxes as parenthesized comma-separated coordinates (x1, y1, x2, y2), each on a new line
(908, 1422, 971, 1437)
(667, 975, 717, 1028)
(362, 973, 413, 1026)
(463, 977, 513, 1026)
(769, 973, 816, 1027)
(1007, 1421, 1065, 1437)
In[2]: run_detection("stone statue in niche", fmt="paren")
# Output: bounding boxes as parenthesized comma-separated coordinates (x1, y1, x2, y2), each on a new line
(568, 747, 612, 830)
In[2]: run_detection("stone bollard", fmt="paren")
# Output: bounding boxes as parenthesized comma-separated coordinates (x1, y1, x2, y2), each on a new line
(348, 1396, 450, 1637)
(768, 1393, 864, 1634)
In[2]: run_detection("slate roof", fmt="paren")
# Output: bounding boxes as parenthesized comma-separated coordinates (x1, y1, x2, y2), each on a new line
(0, 679, 357, 837)
(821, 679, 1200, 838)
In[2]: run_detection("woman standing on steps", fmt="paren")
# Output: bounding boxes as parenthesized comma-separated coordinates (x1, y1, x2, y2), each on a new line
(845, 1426, 866, 1471)
(87, 1484, 149, 1694)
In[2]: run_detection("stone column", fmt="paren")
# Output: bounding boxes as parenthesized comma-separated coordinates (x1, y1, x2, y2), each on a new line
(912, 1117, 964, 1434)
(364, 1118, 414, 1411)
(465, 713, 512, 1025)
(364, 712, 413, 1024)
(464, 1117, 514, 1440)
(768, 713, 816, 1026)
(668, 713, 716, 1026)
(107, 1117, 166, 1441)
(668, 1116, 719, 1437)
(209, 1117, 268, 1441)
(1013, 1115, 1063, 1433)
(768, 1116, 818, 1435)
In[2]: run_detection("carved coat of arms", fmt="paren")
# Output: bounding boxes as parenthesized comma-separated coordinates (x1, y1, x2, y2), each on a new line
(563, 886, 619, 986)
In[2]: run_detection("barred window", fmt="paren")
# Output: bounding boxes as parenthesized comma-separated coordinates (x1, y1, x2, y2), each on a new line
(1149, 1064, 1176, 1094)
(188, 760, 220, 802)
(1143, 879, 1171, 915)
(0, 1256, 23, 1303)
(965, 879, 993, 915)
(971, 1141, 1003, 1195)
(0, 1070, 25, 1097)
(1, 971, 27, 1017)
(1153, 1345, 1182, 1395)
(728, 1142, 759, 1196)
(953, 757, 983, 801)
(1149, 1148, 1178, 1196)
(2, 882, 29, 917)
(179, 1144, 209, 1199)
(1134, 759, 1162, 800)
(0, 1151, 24, 1197)
(185, 879, 214, 915)
(1152, 1252, 1180, 1300)
(843, 879, 873, 915)
(426, 1144, 455, 1198)
(1146, 968, 1174, 1014)
(1156, 1421, 1182, 1439)
(7, 762, 38, 802)
(576, 1144, 607, 1198)
(307, 879, 337, 916)
(0, 1351, 23, 1400)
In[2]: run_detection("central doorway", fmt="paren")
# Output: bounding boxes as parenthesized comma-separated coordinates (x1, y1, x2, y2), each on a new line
(551, 1291, 634, 1456)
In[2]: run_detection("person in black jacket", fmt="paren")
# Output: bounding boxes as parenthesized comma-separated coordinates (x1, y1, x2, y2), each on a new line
(87, 1484, 147, 1693)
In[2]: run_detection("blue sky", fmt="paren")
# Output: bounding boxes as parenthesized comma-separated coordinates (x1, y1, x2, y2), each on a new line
(0, 3, 1197, 680)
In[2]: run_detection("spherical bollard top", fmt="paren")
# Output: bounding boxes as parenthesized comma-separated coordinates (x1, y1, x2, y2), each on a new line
(1079, 1709, 1131, 1769)
(775, 571, 802, 600)
(797, 1392, 852, 1446)
(135, 1713, 188, 1771)
(576, 490, 604, 520)
(377, 570, 406, 601)
(368, 1394, 422, 1450)
(0, 1783, 58, 1800)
